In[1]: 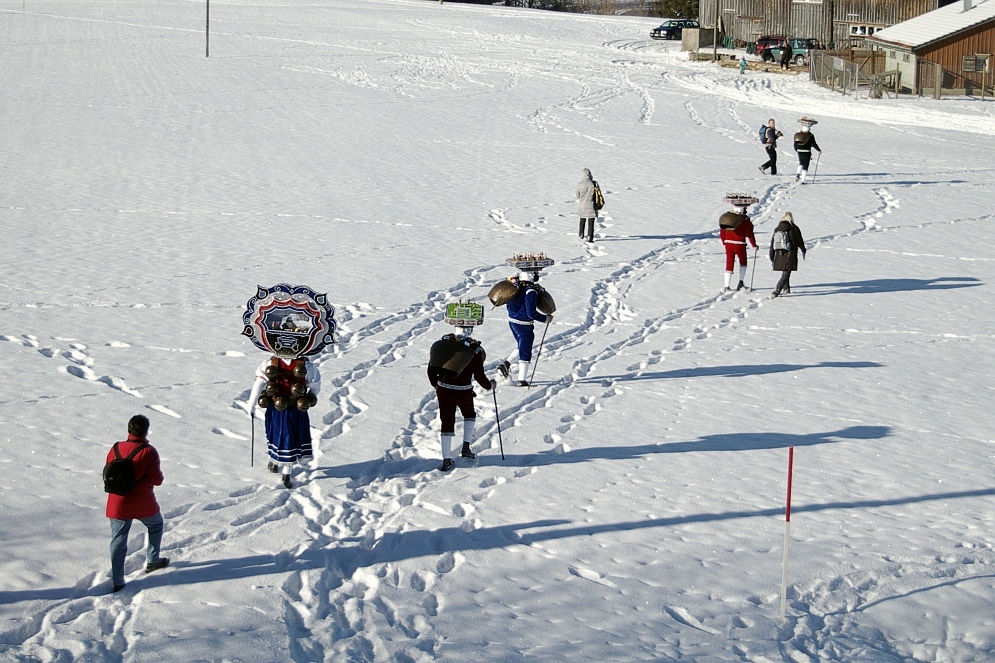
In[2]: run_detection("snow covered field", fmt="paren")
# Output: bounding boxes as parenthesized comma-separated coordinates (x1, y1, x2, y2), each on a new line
(1, 0, 994, 660)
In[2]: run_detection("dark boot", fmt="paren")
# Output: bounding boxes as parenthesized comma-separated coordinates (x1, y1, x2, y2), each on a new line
(497, 360, 510, 378)
(282, 474, 292, 489)
(267, 461, 279, 473)
(439, 458, 456, 472)
(461, 443, 476, 459)
(145, 558, 170, 574)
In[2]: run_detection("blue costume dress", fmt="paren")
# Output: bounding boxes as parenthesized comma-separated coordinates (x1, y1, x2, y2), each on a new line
(506, 282, 548, 363)
(251, 358, 320, 464)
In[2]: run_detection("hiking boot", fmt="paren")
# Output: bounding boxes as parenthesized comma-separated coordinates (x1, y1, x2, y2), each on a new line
(112, 583, 126, 593)
(461, 443, 476, 460)
(439, 458, 456, 472)
(516, 380, 529, 387)
(497, 360, 510, 379)
(770, 291, 780, 299)
(784, 286, 790, 294)
(723, 287, 732, 292)
(795, 174, 800, 182)
(759, 166, 767, 174)
(145, 558, 170, 574)
(282, 474, 292, 489)
(267, 461, 279, 473)
(737, 281, 746, 291)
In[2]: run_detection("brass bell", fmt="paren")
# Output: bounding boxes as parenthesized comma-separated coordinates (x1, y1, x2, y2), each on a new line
(296, 397, 310, 411)
(257, 394, 271, 409)
(265, 383, 279, 397)
(293, 363, 307, 378)
(307, 391, 318, 407)
(264, 365, 279, 378)
(292, 383, 307, 397)
(274, 396, 288, 411)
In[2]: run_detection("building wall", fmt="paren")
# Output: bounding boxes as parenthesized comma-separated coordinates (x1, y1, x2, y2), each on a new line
(701, 0, 936, 45)
(919, 19, 995, 86)
(880, 45, 917, 90)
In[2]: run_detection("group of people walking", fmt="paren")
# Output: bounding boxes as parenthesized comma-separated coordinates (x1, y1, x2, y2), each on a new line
(759, 117, 822, 184)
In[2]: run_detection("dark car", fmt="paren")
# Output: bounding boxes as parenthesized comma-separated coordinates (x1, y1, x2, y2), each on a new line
(650, 19, 700, 40)
(768, 38, 820, 66)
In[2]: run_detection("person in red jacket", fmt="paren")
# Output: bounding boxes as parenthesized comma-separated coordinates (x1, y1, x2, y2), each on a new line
(719, 206, 758, 291)
(106, 415, 169, 592)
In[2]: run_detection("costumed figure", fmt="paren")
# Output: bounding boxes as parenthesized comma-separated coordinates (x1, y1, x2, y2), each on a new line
(719, 194, 759, 292)
(242, 284, 335, 488)
(793, 117, 822, 184)
(488, 254, 556, 387)
(428, 301, 493, 473)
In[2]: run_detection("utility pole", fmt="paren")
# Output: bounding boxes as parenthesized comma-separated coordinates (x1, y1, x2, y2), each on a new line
(713, 0, 719, 62)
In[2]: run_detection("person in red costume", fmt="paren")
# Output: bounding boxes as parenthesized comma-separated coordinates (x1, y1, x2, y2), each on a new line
(719, 205, 758, 291)
(106, 414, 169, 593)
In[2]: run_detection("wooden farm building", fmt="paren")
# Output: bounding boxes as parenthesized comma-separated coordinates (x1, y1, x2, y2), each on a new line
(866, 0, 995, 94)
(700, 0, 939, 47)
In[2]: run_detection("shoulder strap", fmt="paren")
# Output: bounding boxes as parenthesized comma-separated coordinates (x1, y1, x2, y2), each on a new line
(123, 442, 147, 461)
(112, 442, 123, 460)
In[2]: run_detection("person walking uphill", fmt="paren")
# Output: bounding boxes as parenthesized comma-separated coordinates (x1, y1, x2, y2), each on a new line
(105, 415, 168, 593)
(576, 168, 603, 243)
(769, 212, 806, 298)
(718, 196, 758, 291)
(759, 119, 783, 175)
(793, 117, 822, 184)
(428, 324, 494, 472)
(497, 273, 552, 386)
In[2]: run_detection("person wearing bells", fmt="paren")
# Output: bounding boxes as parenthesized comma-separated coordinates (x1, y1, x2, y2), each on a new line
(249, 355, 321, 488)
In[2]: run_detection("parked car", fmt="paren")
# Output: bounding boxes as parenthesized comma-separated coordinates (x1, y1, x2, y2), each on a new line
(761, 37, 821, 65)
(650, 19, 700, 40)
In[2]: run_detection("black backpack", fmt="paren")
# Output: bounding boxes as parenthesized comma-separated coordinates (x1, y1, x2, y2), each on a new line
(103, 442, 146, 495)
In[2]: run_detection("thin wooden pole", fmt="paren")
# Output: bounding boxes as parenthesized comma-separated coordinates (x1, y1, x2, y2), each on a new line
(206, 0, 210, 58)
(779, 446, 794, 619)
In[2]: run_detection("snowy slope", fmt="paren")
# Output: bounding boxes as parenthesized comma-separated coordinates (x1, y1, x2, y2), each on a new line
(1, 1, 994, 661)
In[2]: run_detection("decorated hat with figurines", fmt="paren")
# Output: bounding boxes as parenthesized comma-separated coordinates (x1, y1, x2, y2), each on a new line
(723, 192, 759, 206)
(798, 116, 818, 127)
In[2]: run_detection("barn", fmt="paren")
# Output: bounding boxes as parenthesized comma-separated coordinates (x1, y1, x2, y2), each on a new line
(700, 0, 939, 48)
(866, 0, 995, 94)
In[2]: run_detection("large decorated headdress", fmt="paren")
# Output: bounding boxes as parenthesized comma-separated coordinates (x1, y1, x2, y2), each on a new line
(241, 284, 336, 359)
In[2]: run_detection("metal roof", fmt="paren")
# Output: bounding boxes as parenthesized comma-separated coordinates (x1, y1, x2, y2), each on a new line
(868, 0, 995, 50)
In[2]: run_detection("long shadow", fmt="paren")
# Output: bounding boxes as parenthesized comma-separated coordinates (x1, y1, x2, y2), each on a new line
(15, 483, 992, 602)
(817, 176, 968, 186)
(597, 233, 713, 242)
(314, 425, 889, 483)
(794, 277, 981, 296)
(575, 361, 882, 383)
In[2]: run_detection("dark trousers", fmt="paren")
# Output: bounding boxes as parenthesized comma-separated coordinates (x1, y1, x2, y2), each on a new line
(798, 151, 811, 171)
(761, 145, 777, 174)
(436, 388, 475, 434)
(579, 218, 595, 242)
(774, 270, 792, 294)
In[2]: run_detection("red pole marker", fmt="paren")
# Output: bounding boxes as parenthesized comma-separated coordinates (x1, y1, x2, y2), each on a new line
(780, 446, 794, 619)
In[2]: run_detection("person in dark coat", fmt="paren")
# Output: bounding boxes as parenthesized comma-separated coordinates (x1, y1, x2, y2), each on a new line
(759, 119, 782, 175)
(106, 415, 169, 593)
(779, 41, 793, 70)
(793, 119, 822, 184)
(769, 212, 806, 298)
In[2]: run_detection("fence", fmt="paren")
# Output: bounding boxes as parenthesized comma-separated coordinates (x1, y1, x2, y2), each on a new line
(916, 57, 994, 99)
(810, 49, 893, 96)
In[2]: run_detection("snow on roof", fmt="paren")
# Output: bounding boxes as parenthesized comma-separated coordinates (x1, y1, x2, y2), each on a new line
(868, 0, 995, 50)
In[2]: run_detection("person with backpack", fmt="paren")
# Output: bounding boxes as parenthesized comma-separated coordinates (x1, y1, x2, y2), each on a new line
(758, 119, 783, 175)
(428, 324, 495, 472)
(769, 211, 806, 298)
(577, 168, 603, 243)
(719, 203, 758, 291)
(496, 273, 553, 387)
(105, 414, 168, 593)
(793, 118, 822, 184)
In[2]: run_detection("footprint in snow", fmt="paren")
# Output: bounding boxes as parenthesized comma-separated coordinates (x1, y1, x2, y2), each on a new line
(148, 404, 182, 418)
(212, 427, 247, 440)
(568, 565, 617, 588)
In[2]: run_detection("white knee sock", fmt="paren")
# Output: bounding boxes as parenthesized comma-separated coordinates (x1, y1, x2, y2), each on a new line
(518, 361, 530, 382)
(739, 265, 747, 283)
(441, 433, 454, 460)
(281, 464, 291, 476)
(463, 419, 475, 444)
(507, 349, 519, 363)
(800, 169, 808, 183)
(724, 271, 733, 289)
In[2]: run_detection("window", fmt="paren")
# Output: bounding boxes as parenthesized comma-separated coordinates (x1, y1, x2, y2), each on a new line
(903, 53, 910, 62)
(889, 50, 896, 59)
(849, 24, 883, 36)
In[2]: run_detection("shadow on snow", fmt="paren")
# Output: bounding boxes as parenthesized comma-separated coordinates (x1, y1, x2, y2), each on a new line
(793, 277, 981, 296)
(575, 361, 882, 383)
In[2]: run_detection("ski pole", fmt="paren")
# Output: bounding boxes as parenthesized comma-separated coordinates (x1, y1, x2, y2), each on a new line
(749, 247, 759, 292)
(492, 387, 505, 460)
(250, 410, 255, 467)
(528, 319, 551, 390)
(811, 152, 821, 183)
